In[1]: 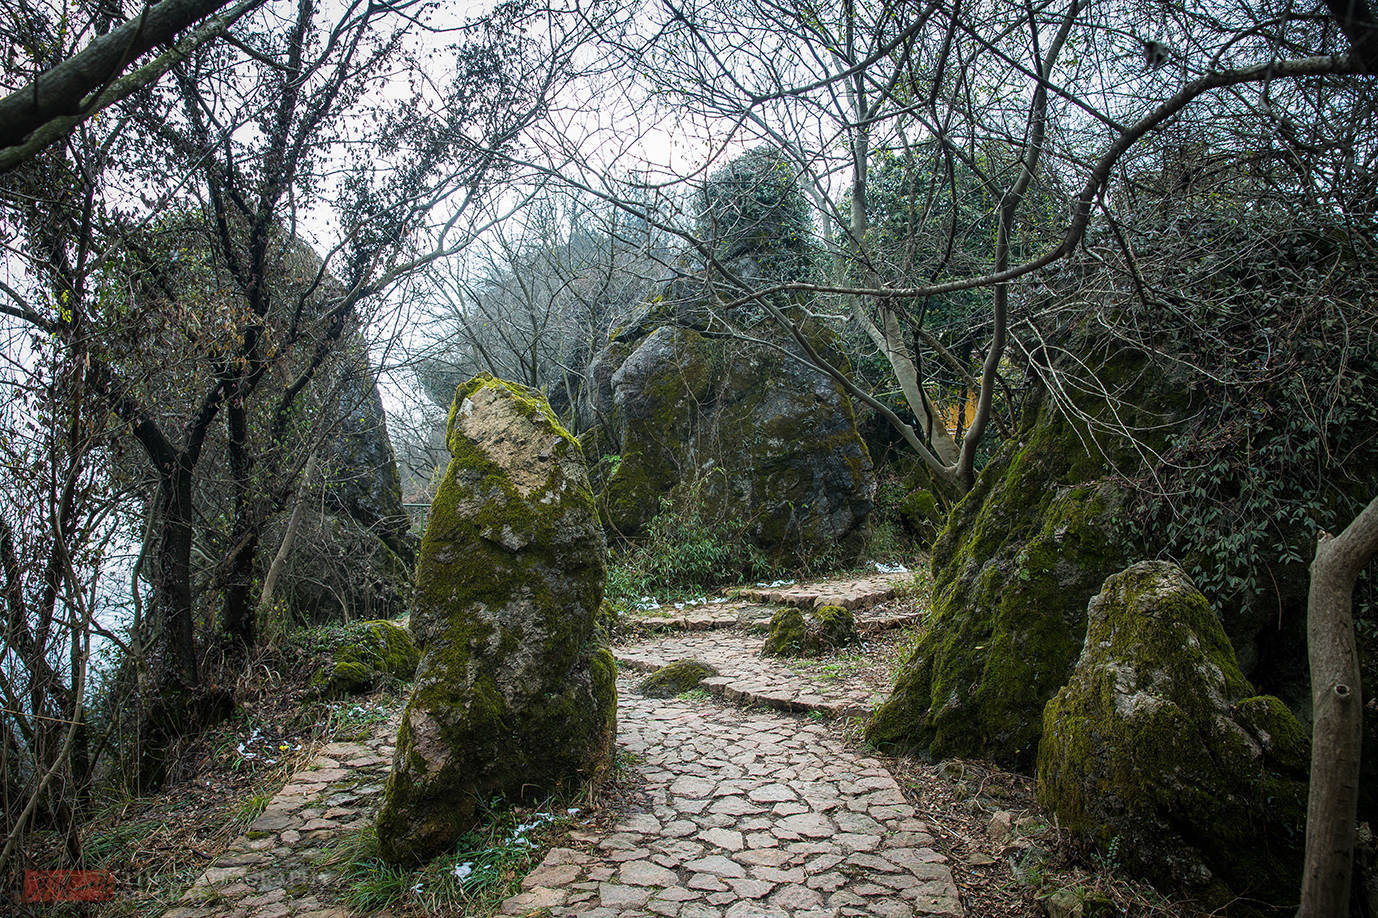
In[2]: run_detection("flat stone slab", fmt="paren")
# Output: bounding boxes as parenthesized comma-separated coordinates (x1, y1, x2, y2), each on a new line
(627, 579, 922, 634)
(162, 715, 399, 918)
(498, 680, 962, 917)
(737, 573, 913, 611)
(618, 631, 885, 717)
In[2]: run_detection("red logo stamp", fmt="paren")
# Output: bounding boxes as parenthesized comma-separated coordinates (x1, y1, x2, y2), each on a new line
(21, 869, 115, 902)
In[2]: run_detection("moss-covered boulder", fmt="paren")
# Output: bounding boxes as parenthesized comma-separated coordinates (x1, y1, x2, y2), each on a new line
(637, 659, 719, 697)
(313, 619, 419, 696)
(762, 604, 860, 657)
(586, 314, 874, 566)
(375, 375, 616, 864)
(865, 383, 1132, 767)
(897, 488, 944, 546)
(1037, 561, 1308, 913)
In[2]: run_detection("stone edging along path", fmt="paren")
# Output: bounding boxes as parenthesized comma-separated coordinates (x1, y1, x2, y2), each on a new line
(163, 719, 398, 918)
(628, 573, 920, 633)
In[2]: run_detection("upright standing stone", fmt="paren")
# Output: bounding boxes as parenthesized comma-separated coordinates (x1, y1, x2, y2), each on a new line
(376, 375, 616, 864)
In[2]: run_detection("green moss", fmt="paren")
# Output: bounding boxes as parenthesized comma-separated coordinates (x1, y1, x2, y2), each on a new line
(377, 376, 614, 865)
(812, 604, 859, 651)
(763, 608, 809, 657)
(637, 659, 718, 697)
(897, 488, 943, 544)
(763, 605, 859, 658)
(331, 661, 375, 694)
(1036, 562, 1307, 915)
(312, 619, 419, 697)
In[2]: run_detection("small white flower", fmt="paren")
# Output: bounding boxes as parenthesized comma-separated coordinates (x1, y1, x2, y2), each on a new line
(452, 862, 473, 882)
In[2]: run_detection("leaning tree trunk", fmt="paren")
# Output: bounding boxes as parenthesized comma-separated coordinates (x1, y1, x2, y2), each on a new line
(1297, 493, 1378, 918)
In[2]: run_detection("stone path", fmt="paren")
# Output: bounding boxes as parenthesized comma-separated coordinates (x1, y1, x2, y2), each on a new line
(616, 631, 881, 717)
(628, 573, 920, 634)
(161, 575, 958, 917)
(499, 679, 961, 917)
(737, 573, 912, 611)
(163, 718, 398, 918)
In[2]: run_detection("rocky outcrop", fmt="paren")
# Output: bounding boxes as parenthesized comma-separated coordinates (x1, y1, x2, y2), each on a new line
(256, 344, 415, 624)
(321, 347, 414, 561)
(585, 316, 874, 566)
(762, 604, 860, 657)
(1038, 561, 1308, 914)
(865, 382, 1134, 767)
(376, 376, 616, 864)
(312, 619, 419, 697)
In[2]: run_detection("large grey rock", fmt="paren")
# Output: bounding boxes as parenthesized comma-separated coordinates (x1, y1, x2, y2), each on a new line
(588, 319, 874, 565)
(1037, 561, 1308, 915)
(321, 346, 414, 560)
(376, 375, 615, 864)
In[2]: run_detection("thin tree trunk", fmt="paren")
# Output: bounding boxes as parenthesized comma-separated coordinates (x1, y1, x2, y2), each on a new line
(256, 451, 318, 622)
(1297, 493, 1378, 918)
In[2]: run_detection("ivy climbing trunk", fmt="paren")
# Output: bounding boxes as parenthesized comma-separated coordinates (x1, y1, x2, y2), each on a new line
(1297, 493, 1378, 918)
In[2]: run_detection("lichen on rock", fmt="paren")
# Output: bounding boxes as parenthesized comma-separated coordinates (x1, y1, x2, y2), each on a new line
(1036, 561, 1307, 914)
(762, 604, 860, 657)
(375, 375, 616, 865)
(637, 659, 719, 697)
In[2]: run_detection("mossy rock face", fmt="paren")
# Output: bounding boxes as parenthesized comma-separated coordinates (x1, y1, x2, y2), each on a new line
(637, 659, 718, 697)
(313, 619, 419, 696)
(897, 488, 943, 546)
(586, 310, 874, 566)
(1037, 561, 1307, 914)
(762, 604, 860, 657)
(375, 375, 615, 865)
(322, 341, 416, 562)
(866, 385, 1131, 767)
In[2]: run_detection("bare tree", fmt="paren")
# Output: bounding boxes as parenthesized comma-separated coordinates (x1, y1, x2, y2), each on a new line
(556, 0, 1373, 497)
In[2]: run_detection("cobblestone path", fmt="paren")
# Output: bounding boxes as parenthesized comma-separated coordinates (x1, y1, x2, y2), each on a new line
(164, 720, 398, 918)
(616, 631, 881, 717)
(163, 575, 957, 917)
(497, 679, 961, 918)
(630, 573, 918, 632)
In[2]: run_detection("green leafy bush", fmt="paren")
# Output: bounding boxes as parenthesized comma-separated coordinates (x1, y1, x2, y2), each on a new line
(607, 494, 773, 606)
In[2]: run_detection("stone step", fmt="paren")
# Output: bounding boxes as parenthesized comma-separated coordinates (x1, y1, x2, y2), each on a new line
(615, 631, 883, 719)
(735, 572, 913, 611)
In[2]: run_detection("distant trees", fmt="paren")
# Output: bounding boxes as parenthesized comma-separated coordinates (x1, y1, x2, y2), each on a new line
(416, 189, 669, 425)
(0, 0, 590, 868)
(571, 0, 1374, 496)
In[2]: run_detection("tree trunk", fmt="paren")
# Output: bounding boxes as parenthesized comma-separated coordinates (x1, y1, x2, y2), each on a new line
(150, 459, 199, 688)
(1297, 493, 1378, 918)
(256, 451, 318, 622)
